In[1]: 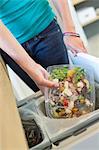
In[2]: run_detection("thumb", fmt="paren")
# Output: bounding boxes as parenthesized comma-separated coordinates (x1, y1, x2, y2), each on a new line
(43, 79, 59, 88)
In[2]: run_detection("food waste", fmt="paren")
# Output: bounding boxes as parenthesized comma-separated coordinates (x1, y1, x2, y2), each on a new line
(47, 66, 94, 118)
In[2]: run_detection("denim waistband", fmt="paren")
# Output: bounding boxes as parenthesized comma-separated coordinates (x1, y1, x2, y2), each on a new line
(23, 19, 61, 43)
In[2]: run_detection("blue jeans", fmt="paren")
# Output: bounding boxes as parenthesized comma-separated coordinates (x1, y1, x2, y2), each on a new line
(0, 19, 69, 92)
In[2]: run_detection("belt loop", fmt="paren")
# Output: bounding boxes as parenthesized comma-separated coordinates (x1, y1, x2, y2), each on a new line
(33, 36, 38, 41)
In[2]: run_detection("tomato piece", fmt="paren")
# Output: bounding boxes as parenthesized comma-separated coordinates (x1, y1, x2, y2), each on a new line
(63, 99, 68, 107)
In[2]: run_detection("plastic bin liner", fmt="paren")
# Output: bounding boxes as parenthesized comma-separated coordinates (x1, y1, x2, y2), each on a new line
(19, 108, 51, 150)
(68, 51, 99, 83)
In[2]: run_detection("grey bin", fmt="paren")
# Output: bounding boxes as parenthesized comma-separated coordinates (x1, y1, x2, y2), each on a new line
(17, 83, 99, 148)
(18, 98, 51, 150)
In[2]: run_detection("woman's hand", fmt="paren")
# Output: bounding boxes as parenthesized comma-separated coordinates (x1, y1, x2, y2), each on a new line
(0, 21, 58, 93)
(32, 63, 59, 93)
(64, 36, 88, 54)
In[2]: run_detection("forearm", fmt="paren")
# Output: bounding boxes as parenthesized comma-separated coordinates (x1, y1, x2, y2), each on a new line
(0, 20, 36, 78)
(51, 0, 76, 32)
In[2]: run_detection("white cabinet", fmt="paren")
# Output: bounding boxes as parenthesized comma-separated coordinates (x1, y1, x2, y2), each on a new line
(68, 0, 89, 49)
(72, 0, 99, 57)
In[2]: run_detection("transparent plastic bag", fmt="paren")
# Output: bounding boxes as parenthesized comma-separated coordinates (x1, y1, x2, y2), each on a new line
(19, 108, 43, 148)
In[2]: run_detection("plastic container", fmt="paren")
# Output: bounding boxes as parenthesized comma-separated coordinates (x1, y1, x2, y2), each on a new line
(45, 64, 95, 119)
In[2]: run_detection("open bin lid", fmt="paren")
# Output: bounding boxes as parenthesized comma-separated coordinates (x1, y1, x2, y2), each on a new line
(0, 56, 28, 150)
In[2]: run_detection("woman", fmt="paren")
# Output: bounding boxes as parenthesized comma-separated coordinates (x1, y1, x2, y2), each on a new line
(0, 0, 87, 92)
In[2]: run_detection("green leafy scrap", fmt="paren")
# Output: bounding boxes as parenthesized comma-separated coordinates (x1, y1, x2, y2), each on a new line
(74, 67, 85, 82)
(51, 67, 68, 80)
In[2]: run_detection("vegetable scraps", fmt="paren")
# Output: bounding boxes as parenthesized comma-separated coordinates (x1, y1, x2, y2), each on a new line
(47, 66, 94, 118)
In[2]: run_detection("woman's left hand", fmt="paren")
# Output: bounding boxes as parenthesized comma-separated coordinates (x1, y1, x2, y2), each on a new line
(64, 35, 88, 54)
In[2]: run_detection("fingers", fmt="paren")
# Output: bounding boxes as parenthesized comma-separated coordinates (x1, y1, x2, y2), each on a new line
(81, 42, 88, 53)
(66, 43, 78, 55)
(36, 78, 59, 90)
(64, 36, 88, 54)
(37, 85, 45, 94)
(43, 79, 59, 88)
(82, 47, 88, 53)
(42, 67, 59, 88)
(34, 64, 59, 88)
(66, 43, 87, 54)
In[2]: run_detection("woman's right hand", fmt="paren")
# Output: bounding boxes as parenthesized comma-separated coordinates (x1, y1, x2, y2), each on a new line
(0, 21, 58, 93)
(31, 63, 59, 92)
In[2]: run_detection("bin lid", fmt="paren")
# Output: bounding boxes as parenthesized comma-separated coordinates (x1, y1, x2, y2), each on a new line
(54, 122, 99, 150)
(0, 57, 28, 150)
